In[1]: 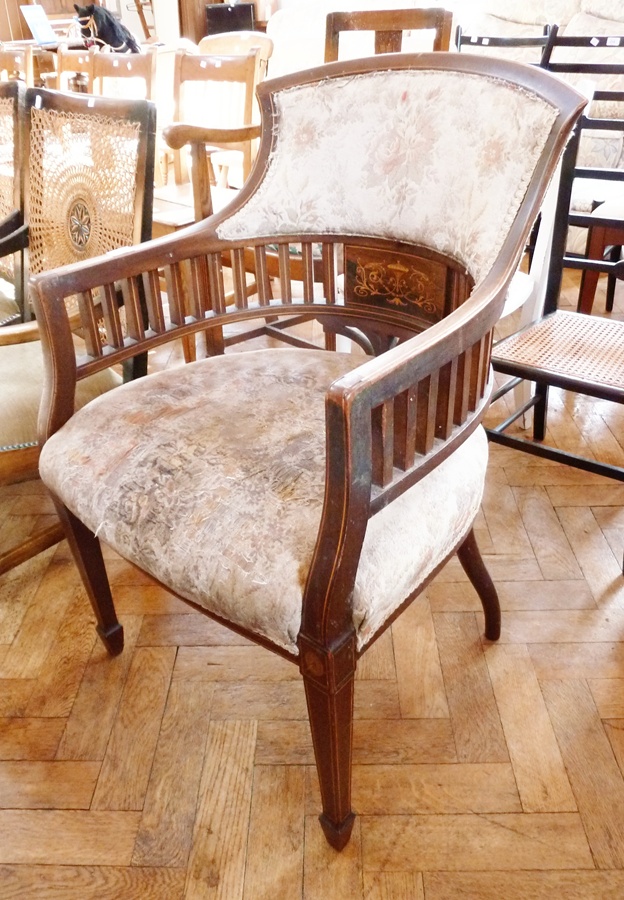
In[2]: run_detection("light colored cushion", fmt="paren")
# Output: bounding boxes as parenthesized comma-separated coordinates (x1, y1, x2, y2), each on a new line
(482, 0, 581, 25)
(218, 70, 558, 287)
(0, 338, 122, 451)
(0, 288, 19, 325)
(581, 0, 624, 21)
(39, 348, 488, 655)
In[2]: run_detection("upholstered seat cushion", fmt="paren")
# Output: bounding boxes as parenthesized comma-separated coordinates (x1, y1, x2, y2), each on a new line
(39, 348, 488, 655)
(0, 338, 122, 451)
(0, 291, 19, 326)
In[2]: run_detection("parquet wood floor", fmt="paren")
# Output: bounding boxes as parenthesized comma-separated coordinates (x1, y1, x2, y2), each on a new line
(1, 273, 624, 899)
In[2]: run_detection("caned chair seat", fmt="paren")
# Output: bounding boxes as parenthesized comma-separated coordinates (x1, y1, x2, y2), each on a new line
(492, 310, 624, 398)
(39, 347, 487, 655)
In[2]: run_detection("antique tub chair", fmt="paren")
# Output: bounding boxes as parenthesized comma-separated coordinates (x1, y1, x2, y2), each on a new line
(32, 54, 584, 850)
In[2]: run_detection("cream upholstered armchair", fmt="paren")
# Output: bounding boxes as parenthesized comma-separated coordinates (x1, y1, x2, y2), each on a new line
(32, 54, 583, 850)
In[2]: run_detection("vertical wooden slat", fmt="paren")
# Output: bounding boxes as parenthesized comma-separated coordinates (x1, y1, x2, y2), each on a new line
(187, 255, 209, 319)
(375, 30, 402, 54)
(468, 340, 482, 411)
(207, 252, 226, 315)
(393, 386, 418, 470)
(323, 242, 336, 305)
(415, 374, 438, 455)
(435, 359, 457, 440)
(142, 269, 165, 334)
(302, 242, 315, 303)
(372, 401, 394, 487)
(77, 290, 102, 358)
(231, 247, 248, 309)
(100, 283, 124, 349)
(120, 278, 144, 342)
(278, 243, 292, 304)
(453, 351, 470, 426)
(164, 263, 185, 326)
(254, 245, 271, 307)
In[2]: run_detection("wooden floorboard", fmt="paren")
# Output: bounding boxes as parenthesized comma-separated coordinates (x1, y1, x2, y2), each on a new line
(1, 274, 624, 897)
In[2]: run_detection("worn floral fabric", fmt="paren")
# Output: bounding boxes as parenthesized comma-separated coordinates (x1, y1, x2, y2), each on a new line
(217, 70, 559, 286)
(39, 348, 487, 655)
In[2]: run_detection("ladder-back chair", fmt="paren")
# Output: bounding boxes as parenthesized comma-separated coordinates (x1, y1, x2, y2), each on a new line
(32, 55, 583, 850)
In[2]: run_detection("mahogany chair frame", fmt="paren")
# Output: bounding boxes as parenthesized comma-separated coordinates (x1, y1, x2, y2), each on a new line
(324, 7, 453, 61)
(31, 54, 583, 850)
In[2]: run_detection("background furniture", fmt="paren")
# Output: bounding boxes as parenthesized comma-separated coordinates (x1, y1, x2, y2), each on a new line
(32, 53, 583, 851)
(0, 86, 156, 576)
(488, 90, 624, 485)
(324, 7, 452, 61)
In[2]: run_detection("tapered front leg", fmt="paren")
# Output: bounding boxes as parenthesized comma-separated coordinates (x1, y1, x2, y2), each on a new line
(52, 499, 124, 656)
(457, 528, 501, 641)
(299, 633, 356, 850)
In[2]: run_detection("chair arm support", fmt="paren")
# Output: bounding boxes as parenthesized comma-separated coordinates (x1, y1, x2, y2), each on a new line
(300, 276, 509, 648)
(163, 123, 261, 151)
(0, 214, 28, 257)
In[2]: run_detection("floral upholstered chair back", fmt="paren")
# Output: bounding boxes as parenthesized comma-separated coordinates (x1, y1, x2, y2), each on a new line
(216, 56, 562, 324)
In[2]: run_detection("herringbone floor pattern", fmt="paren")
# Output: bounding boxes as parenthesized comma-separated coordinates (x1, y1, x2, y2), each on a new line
(1, 274, 623, 899)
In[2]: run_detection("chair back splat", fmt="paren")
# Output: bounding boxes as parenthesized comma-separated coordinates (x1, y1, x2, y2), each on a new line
(32, 55, 584, 852)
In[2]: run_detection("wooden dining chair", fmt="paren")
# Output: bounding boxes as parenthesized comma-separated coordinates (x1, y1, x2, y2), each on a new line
(324, 7, 452, 62)
(0, 46, 34, 86)
(32, 53, 583, 851)
(89, 45, 158, 100)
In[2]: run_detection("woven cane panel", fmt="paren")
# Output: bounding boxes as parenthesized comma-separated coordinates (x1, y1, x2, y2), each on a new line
(28, 108, 141, 275)
(0, 96, 16, 282)
(494, 310, 624, 389)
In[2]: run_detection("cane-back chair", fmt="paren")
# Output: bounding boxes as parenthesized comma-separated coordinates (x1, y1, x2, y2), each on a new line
(0, 80, 24, 327)
(0, 87, 156, 575)
(33, 55, 583, 849)
(324, 7, 452, 63)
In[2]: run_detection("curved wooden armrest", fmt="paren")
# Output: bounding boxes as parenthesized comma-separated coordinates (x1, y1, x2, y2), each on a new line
(0, 210, 24, 239)
(163, 123, 261, 151)
(0, 320, 40, 344)
(0, 212, 28, 258)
